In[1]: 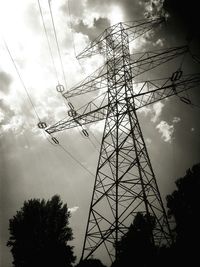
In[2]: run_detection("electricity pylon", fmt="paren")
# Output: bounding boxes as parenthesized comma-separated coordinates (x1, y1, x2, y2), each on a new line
(43, 18, 200, 264)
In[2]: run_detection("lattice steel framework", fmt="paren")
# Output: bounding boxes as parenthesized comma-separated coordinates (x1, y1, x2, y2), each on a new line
(44, 18, 200, 264)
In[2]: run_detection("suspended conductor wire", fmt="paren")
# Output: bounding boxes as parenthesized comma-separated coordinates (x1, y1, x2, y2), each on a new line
(67, 0, 85, 73)
(67, 0, 77, 58)
(66, 0, 103, 149)
(2, 38, 95, 178)
(3, 38, 93, 176)
(190, 102, 200, 109)
(81, 129, 100, 151)
(179, 51, 187, 70)
(48, 0, 68, 90)
(37, 0, 60, 84)
(37, 0, 69, 110)
(177, 91, 200, 109)
(3, 38, 40, 122)
(49, 0, 102, 150)
(189, 51, 200, 64)
(58, 142, 94, 177)
(89, 130, 101, 146)
(66, 0, 105, 149)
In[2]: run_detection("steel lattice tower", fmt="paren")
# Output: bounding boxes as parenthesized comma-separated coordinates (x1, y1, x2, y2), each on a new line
(43, 18, 200, 265)
(79, 22, 171, 263)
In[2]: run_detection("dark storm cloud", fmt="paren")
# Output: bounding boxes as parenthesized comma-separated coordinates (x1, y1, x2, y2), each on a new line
(73, 17, 110, 41)
(0, 72, 12, 95)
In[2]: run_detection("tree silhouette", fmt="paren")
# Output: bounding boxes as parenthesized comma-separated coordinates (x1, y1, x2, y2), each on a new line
(112, 212, 156, 267)
(7, 195, 76, 267)
(166, 163, 200, 267)
(76, 258, 107, 267)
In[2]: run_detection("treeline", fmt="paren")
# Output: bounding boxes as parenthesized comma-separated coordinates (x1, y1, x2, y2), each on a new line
(7, 163, 200, 267)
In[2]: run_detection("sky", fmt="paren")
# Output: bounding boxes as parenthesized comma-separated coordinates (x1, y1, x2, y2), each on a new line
(0, 0, 200, 266)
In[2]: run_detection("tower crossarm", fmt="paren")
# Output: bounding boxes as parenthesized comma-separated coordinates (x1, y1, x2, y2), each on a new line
(134, 73, 200, 110)
(63, 64, 107, 98)
(45, 103, 109, 134)
(122, 17, 164, 43)
(130, 45, 189, 77)
(77, 17, 164, 59)
(46, 73, 200, 135)
(63, 46, 188, 99)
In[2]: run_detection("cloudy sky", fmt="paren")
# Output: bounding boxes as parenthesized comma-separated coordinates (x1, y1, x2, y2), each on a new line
(0, 0, 200, 266)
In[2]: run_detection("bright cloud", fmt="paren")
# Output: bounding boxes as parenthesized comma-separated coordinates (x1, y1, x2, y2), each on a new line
(156, 120, 174, 143)
(145, 137, 152, 146)
(69, 206, 79, 213)
(151, 102, 164, 123)
(153, 38, 164, 47)
(109, 5, 124, 24)
(172, 116, 181, 123)
(137, 106, 152, 116)
(0, 0, 89, 137)
(0, 0, 168, 140)
(89, 120, 105, 133)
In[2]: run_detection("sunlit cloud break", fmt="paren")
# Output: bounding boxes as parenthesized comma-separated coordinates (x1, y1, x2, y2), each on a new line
(151, 102, 164, 123)
(69, 206, 79, 213)
(156, 120, 174, 143)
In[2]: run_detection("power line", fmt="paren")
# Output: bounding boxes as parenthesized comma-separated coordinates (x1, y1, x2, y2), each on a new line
(67, 0, 77, 58)
(48, 0, 68, 90)
(59, 143, 94, 177)
(67, 0, 85, 73)
(81, 129, 100, 151)
(190, 51, 200, 64)
(38, 1, 101, 153)
(37, 0, 72, 112)
(89, 130, 101, 146)
(3, 37, 95, 177)
(47, 133, 95, 176)
(3, 38, 41, 122)
(66, 0, 104, 149)
(37, 0, 60, 84)
(190, 102, 200, 109)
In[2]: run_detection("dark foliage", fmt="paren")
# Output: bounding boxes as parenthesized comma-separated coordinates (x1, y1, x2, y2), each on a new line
(76, 258, 107, 267)
(166, 163, 200, 266)
(111, 213, 157, 267)
(109, 163, 200, 267)
(7, 195, 76, 267)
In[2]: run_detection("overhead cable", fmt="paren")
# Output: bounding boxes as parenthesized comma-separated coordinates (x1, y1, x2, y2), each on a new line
(3, 38, 41, 122)
(48, 133, 94, 176)
(3, 37, 95, 177)
(37, 0, 60, 84)
(48, 0, 68, 90)
(67, 0, 85, 73)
